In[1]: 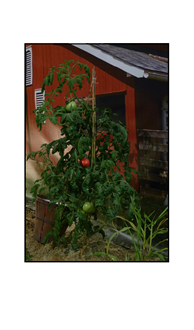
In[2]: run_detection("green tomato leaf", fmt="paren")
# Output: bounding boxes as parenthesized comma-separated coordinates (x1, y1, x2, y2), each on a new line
(111, 150, 118, 160)
(78, 136, 90, 158)
(50, 116, 58, 125)
(68, 214, 74, 227)
(45, 76, 50, 86)
(76, 77, 83, 89)
(50, 72, 54, 84)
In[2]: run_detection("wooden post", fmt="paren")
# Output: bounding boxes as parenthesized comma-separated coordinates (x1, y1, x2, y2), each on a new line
(91, 67, 96, 168)
(125, 83, 139, 191)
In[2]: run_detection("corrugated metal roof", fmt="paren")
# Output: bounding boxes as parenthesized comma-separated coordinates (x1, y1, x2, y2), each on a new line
(91, 44, 168, 74)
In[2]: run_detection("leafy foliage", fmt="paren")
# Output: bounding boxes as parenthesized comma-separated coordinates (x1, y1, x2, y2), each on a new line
(27, 60, 140, 250)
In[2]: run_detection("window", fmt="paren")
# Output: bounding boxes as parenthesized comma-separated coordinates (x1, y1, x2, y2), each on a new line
(35, 89, 46, 123)
(26, 46, 32, 86)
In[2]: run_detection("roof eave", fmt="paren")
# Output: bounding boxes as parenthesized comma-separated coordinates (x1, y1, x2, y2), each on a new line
(72, 44, 145, 78)
(72, 44, 168, 81)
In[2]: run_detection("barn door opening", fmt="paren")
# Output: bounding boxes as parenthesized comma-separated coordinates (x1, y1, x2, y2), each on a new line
(96, 92, 126, 126)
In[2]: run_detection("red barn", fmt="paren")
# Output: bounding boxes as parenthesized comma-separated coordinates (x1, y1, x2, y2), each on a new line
(26, 43, 168, 200)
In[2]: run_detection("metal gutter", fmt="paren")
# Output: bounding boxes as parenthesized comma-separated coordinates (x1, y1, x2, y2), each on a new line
(72, 44, 168, 81)
(143, 71, 168, 82)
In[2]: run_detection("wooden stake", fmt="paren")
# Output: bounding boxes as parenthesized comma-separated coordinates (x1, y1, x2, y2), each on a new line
(91, 67, 96, 168)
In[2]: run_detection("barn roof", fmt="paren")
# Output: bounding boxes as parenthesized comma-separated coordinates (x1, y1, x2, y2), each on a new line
(72, 44, 168, 81)
(92, 44, 168, 73)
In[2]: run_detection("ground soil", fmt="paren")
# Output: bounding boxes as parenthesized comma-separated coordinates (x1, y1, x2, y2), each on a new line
(25, 206, 163, 262)
(25, 207, 140, 262)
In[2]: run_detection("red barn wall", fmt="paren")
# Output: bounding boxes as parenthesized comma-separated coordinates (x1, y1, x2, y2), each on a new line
(26, 43, 138, 191)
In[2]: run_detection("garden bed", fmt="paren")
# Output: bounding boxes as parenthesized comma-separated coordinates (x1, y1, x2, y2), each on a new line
(25, 206, 162, 262)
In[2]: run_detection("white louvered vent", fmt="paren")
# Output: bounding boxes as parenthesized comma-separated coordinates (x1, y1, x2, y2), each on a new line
(26, 46, 32, 86)
(35, 89, 46, 123)
(35, 89, 45, 108)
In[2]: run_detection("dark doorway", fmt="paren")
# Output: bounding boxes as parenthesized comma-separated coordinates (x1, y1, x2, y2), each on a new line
(96, 93, 126, 126)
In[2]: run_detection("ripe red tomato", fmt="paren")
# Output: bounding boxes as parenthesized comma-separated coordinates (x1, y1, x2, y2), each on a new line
(80, 158, 90, 168)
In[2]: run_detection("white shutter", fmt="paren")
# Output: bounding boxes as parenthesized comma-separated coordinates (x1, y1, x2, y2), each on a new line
(35, 89, 46, 123)
(26, 46, 32, 86)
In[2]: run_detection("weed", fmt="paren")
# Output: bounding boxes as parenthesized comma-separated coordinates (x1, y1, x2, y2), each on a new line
(91, 207, 168, 261)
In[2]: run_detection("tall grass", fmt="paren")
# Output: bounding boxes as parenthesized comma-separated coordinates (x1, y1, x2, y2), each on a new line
(92, 206, 168, 261)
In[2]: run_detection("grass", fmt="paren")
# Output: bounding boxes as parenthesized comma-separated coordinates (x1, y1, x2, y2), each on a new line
(90, 193, 169, 261)
(92, 206, 168, 261)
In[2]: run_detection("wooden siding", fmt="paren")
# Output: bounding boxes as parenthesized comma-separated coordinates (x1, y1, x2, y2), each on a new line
(137, 129, 168, 197)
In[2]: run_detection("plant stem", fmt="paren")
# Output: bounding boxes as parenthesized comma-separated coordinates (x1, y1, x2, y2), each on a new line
(143, 215, 147, 251)
(80, 229, 87, 257)
(149, 222, 154, 253)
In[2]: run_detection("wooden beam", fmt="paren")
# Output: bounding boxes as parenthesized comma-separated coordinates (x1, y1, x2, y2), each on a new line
(137, 129, 168, 139)
(139, 157, 168, 170)
(138, 143, 168, 152)
(140, 172, 168, 184)
(125, 82, 138, 191)
(140, 186, 168, 199)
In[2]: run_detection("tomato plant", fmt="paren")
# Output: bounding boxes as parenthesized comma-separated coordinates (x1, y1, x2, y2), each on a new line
(27, 60, 140, 250)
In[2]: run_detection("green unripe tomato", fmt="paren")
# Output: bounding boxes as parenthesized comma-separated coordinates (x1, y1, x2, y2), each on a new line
(83, 202, 95, 214)
(66, 101, 77, 112)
